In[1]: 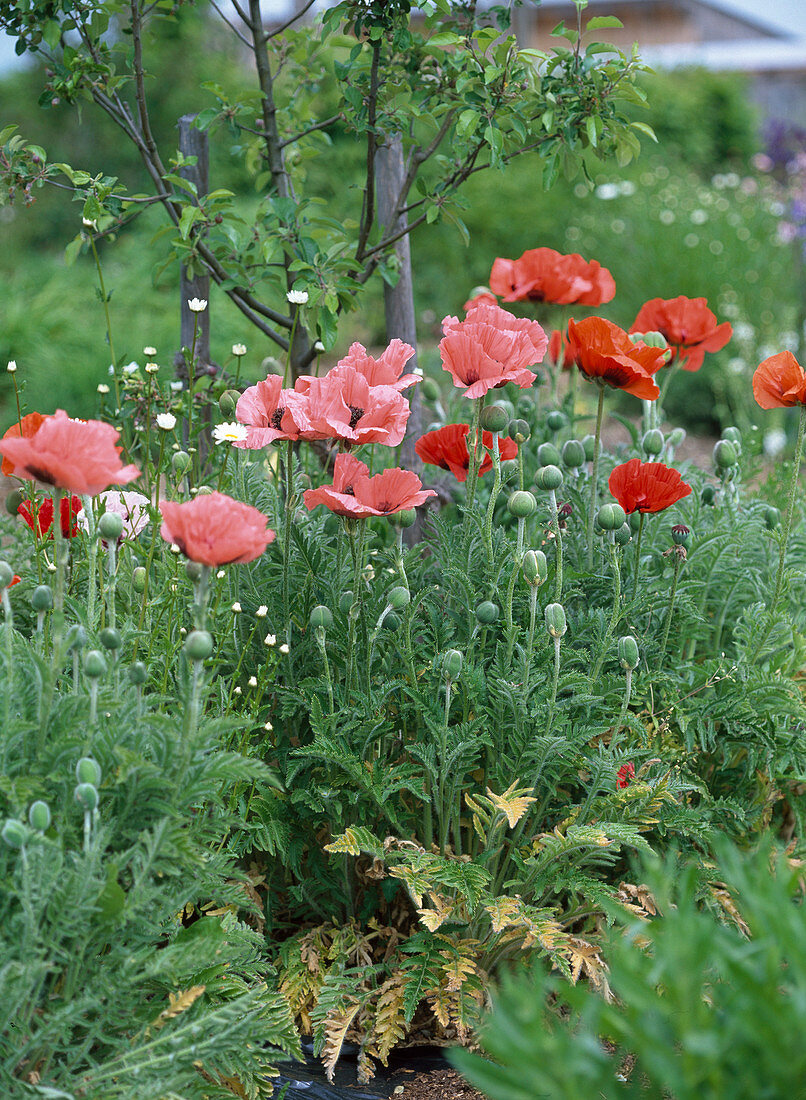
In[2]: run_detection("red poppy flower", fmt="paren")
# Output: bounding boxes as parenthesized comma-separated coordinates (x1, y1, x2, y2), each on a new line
(0, 410, 140, 496)
(18, 494, 83, 539)
(608, 458, 692, 515)
(1, 412, 47, 477)
(301, 455, 377, 518)
(548, 329, 575, 371)
(566, 318, 665, 400)
(159, 492, 275, 566)
(617, 762, 635, 789)
(414, 424, 518, 482)
(9, 575, 20, 587)
(439, 302, 546, 399)
(489, 248, 616, 306)
(752, 351, 806, 409)
(631, 296, 732, 373)
(285, 364, 410, 446)
(304, 460, 435, 517)
(234, 375, 301, 449)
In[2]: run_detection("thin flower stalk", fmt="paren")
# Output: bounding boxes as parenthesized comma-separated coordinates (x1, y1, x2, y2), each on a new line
(523, 585, 539, 687)
(659, 550, 684, 666)
(592, 540, 622, 680)
(282, 440, 295, 631)
(345, 521, 368, 702)
(548, 488, 564, 600)
(437, 674, 454, 856)
(483, 432, 502, 565)
(1, 584, 13, 762)
(545, 634, 562, 737)
(314, 626, 334, 714)
(461, 400, 485, 561)
(632, 512, 646, 600)
(585, 386, 605, 568)
(504, 518, 527, 668)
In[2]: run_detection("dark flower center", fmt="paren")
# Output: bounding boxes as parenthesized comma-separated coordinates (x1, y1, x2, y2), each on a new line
(26, 464, 57, 485)
(348, 405, 364, 429)
(270, 406, 285, 430)
(343, 484, 355, 496)
(462, 369, 479, 385)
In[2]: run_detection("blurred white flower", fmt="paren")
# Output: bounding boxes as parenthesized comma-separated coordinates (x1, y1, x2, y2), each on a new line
(286, 289, 309, 305)
(595, 183, 619, 200)
(170, 381, 184, 392)
(690, 209, 708, 224)
(122, 361, 139, 375)
(232, 343, 247, 357)
(264, 720, 273, 732)
(727, 357, 746, 375)
(143, 346, 157, 357)
(187, 298, 207, 312)
(6, 360, 16, 373)
(231, 602, 242, 613)
(156, 413, 177, 430)
(314, 341, 325, 352)
(619, 180, 636, 196)
(256, 605, 268, 618)
(659, 209, 675, 225)
(217, 570, 226, 579)
(97, 384, 110, 394)
(763, 429, 788, 457)
(248, 676, 258, 688)
(145, 362, 159, 374)
(279, 642, 290, 654)
(734, 322, 755, 342)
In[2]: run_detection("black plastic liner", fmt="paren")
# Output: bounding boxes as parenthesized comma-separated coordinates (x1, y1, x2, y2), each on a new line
(271, 1040, 451, 1099)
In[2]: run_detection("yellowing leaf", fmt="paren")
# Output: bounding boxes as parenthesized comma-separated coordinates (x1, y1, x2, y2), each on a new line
(151, 985, 205, 1031)
(486, 779, 536, 828)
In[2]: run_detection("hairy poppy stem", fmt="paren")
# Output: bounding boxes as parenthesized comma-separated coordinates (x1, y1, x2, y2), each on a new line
(1, 586, 12, 765)
(631, 512, 645, 600)
(545, 635, 561, 738)
(523, 585, 538, 688)
(438, 675, 453, 855)
(483, 432, 502, 566)
(315, 626, 334, 715)
(592, 538, 621, 680)
(585, 386, 605, 569)
(615, 667, 633, 740)
(659, 551, 683, 667)
(82, 495, 99, 634)
(548, 488, 564, 601)
(462, 400, 484, 563)
(281, 440, 295, 630)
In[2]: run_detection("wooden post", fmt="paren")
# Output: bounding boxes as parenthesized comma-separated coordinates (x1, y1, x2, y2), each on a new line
(177, 114, 211, 380)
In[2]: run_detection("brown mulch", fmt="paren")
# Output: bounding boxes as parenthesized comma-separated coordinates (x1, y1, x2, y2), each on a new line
(389, 1067, 485, 1099)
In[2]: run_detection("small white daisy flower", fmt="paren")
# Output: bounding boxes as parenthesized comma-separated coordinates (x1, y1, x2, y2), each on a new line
(187, 298, 207, 313)
(216, 570, 226, 579)
(286, 289, 309, 305)
(6, 360, 16, 373)
(156, 412, 177, 431)
(234, 685, 242, 695)
(213, 422, 248, 445)
(231, 602, 242, 613)
(248, 676, 258, 688)
(170, 543, 181, 554)
(256, 605, 268, 618)
(97, 384, 110, 394)
(314, 340, 325, 352)
(264, 720, 273, 732)
(170, 381, 184, 393)
(143, 346, 157, 356)
(145, 362, 159, 374)
(232, 343, 247, 357)
(279, 642, 290, 654)
(264, 633, 277, 647)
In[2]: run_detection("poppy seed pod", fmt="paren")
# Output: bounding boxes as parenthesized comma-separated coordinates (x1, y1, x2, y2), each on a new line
(66, 624, 87, 652)
(28, 801, 51, 832)
(701, 484, 717, 506)
(476, 600, 499, 624)
(614, 522, 632, 546)
(480, 405, 509, 433)
(100, 627, 122, 651)
(389, 509, 417, 529)
(508, 490, 537, 519)
(185, 630, 214, 661)
(618, 635, 640, 670)
(132, 566, 147, 593)
(722, 426, 742, 447)
(388, 587, 410, 611)
(561, 439, 586, 469)
(597, 503, 627, 531)
(765, 506, 781, 530)
(641, 429, 664, 457)
(0, 561, 14, 589)
(74, 783, 99, 812)
(31, 585, 53, 613)
(171, 450, 192, 476)
(128, 660, 147, 686)
(713, 439, 737, 470)
(310, 604, 334, 629)
(508, 418, 530, 443)
(523, 549, 548, 585)
(5, 488, 22, 516)
(338, 590, 354, 614)
(546, 410, 567, 432)
(98, 511, 124, 541)
(534, 465, 564, 492)
(537, 442, 562, 467)
(76, 756, 102, 786)
(544, 603, 567, 638)
(443, 649, 463, 679)
(1, 819, 25, 849)
(671, 523, 691, 547)
(421, 377, 440, 402)
(384, 611, 401, 632)
(83, 649, 107, 679)
(581, 435, 596, 462)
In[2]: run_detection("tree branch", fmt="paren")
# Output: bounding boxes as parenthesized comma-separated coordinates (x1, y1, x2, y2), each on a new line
(355, 41, 382, 263)
(279, 114, 343, 149)
(248, 0, 294, 202)
(263, 0, 318, 42)
(210, 0, 254, 50)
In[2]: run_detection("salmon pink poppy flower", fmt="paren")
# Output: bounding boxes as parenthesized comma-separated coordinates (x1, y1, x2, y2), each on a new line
(285, 364, 410, 446)
(304, 460, 435, 517)
(608, 458, 692, 515)
(463, 290, 499, 312)
(440, 303, 547, 399)
(79, 490, 151, 542)
(335, 340, 420, 392)
(631, 296, 732, 372)
(18, 494, 83, 539)
(415, 424, 518, 482)
(752, 351, 806, 409)
(489, 248, 616, 306)
(159, 492, 275, 566)
(234, 375, 301, 449)
(301, 455, 378, 518)
(0, 410, 140, 496)
(1, 412, 47, 477)
(567, 318, 665, 400)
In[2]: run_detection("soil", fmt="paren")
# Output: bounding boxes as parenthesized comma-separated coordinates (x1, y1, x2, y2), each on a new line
(388, 1067, 486, 1098)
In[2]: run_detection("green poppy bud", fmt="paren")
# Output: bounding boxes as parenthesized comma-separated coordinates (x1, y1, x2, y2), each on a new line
(508, 418, 530, 443)
(76, 757, 102, 786)
(339, 590, 354, 614)
(388, 587, 410, 611)
(389, 508, 417, 529)
(310, 604, 334, 629)
(561, 439, 586, 469)
(480, 405, 509, 433)
(262, 356, 284, 377)
(701, 484, 717, 506)
(516, 396, 534, 417)
(496, 399, 516, 421)
(185, 561, 203, 583)
(100, 627, 122, 651)
(544, 603, 567, 639)
(614, 522, 632, 546)
(185, 630, 213, 661)
(671, 523, 691, 547)
(98, 511, 123, 541)
(195, 485, 213, 496)
(507, 490, 537, 519)
(534, 465, 564, 492)
(383, 611, 401, 632)
(83, 650, 107, 679)
(132, 566, 147, 593)
(5, 489, 22, 516)
(537, 442, 562, 467)
(219, 389, 241, 418)
(546, 410, 567, 432)
(641, 429, 664, 457)
(764, 505, 781, 530)
(628, 511, 641, 532)
(74, 783, 99, 812)
(597, 503, 627, 531)
(128, 661, 147, 686)
(171, 450, 192, 476)
(443, 649, 463, 679)
(421, 377, 440, 402)
(722, 426, 742, 446)
(0, 561, 14, 589)
(631, 330, 668, 350)
(713, 439, 737, 470)
(475, 600, 499, 625)
(523, 549, 548, 585)
(1, 819, 25, 849)
(31, 585, 53, 613)
(618, 635, 640, 670)
(581, 435, 596, 462)
(28, 801, 51, 832)
(66, 624, 87, 652)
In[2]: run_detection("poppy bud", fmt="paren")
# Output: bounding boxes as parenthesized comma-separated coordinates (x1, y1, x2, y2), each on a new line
(5, 489, 22, 516)
(262, 356, 284, 377)
(581, 435, 596, 462)
(76, 756, 102, 785)
(671, 523, 691, 547)
(631, 330, 668, 350)
(443, 649, 463, 679)
(628, 511, 641, 532)
(1, 819, 25, 849)
(185, 630, 213, 661)
(561, 439, 586, 469)
(508, 418, 530, 443)
(597, 503, 627, 531)
(523, 549, 548, 585)
(98, 511, 123, 541)
(132, 566, 147, 593)
(614, 522, 632, 546)
(546, 410, 567, 432)
(384, 611, 401, 632)
(219, 389, 241, 417)
(388, 586, 410, 611)
(618, 635, 640, 670)
(66, 624, 87, 652)
(516, 396, 534, 417)
(544, 603, 567, 638)
(28, 801, 51, 832)
(701, 484, 717, 506)
(31, 585, 53, 613)
(667, 427, 686, 448)
(339, 590, 354, 614)
(765, 506, 781, 530)
(310, 604, 333, 629)
(480, 405, 509, 433)
(534, 465, 564, 492)
(74, 783, 99, 812)
(185, 561, 203, 583)
(476, 600, 499, 624)
(0, 561, 14, 589)
(128, 660, 147, 686)
(722, 426, 742, 447)
(389, 509, 416, 529)
(100, 627, 122, 651)
(641, 429, 664, 457)
(421, 377, 440, 402)
(537, 442, 561, 467)
(83, 650, 107, 679)
(507, 490, 537, 519)
(713, 439, 737, 470)
(171, 450, 192, 476)
(196, 485, 213, 496)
